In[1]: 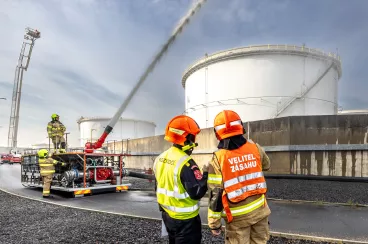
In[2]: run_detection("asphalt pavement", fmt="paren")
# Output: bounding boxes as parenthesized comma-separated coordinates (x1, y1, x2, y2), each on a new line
(1, 164, 367, 243)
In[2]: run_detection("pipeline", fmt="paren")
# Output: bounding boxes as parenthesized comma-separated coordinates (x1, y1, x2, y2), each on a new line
(126, 170, 155, 181)
(85, 0, 208, 152)
(265, 174, 368, 183)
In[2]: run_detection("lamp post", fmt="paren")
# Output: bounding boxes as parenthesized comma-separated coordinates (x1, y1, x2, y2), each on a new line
(0, 99, 5, 146)
(64, 132, 70, 151)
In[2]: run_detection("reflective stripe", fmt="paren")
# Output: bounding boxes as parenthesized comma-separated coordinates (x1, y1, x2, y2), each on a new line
(156, 187, 189, 199)
(162, 202, 200, 213)
(43, 190, 50, 194)
(208, 174, 222, 184)
(39, 164, 54, 167)
(224, 172, 264, 188)
(40, 170, 55, 174)
(169, 127, 185, 135)
(208, 209, 221, 219)
(227, 182, 267, 200)
(156, 155, 193, 202)
(215, 120, 242, 131)
(222, 195, 265, 217)
(173, 155, 190, 194)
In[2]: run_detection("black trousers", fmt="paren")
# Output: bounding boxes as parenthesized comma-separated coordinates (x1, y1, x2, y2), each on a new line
(162, 210, 202, 244)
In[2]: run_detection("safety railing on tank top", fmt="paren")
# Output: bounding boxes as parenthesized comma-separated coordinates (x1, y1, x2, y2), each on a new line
(182, 44, 342, 85)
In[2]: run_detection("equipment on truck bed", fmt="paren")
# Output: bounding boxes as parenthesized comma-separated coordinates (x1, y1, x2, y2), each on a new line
(21, 149, 153, 197)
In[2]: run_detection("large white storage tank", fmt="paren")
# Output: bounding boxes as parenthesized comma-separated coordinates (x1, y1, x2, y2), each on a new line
(182, 44, 342, 128)
(77, 117, 156, 147)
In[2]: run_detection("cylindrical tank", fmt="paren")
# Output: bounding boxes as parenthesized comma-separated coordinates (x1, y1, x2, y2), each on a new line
(182, 44, 342, 128)
(77, 117, 156, 147)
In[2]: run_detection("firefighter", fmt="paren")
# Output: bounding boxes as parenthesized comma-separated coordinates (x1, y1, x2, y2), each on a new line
(47, 114, 66, 153)
(207, 110, 271, 244)
(38, 149, 62, 198)
(153, 115, 208, 244)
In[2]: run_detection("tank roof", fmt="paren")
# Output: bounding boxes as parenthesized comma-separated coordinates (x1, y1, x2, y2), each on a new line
(181, 44, 342, 88)
(77, 116, 156, 126)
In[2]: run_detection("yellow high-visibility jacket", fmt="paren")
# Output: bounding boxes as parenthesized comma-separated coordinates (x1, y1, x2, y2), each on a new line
(153, 146, 201, 220)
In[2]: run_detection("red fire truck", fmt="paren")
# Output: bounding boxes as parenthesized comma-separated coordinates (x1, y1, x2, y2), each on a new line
(0, 153, 21, 164)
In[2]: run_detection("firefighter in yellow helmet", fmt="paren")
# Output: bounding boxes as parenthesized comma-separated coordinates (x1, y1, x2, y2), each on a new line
(38, 149, 63, 198)
(153, 115, 209, 244)
(47, 114, 66, 153)
(208, 110, 271, 244)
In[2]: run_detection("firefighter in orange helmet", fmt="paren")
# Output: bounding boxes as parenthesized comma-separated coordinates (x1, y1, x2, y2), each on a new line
(207, 110, 271, 244)
(153, 115, 208, 244)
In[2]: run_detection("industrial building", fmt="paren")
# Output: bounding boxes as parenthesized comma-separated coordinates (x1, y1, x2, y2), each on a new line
(182, 44, 342, 128)
(77, 116, 156, 147)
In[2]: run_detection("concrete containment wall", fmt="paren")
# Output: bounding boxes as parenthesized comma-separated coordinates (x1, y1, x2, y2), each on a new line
(106, 114, 368, 177)
(249, 114, 368, 145)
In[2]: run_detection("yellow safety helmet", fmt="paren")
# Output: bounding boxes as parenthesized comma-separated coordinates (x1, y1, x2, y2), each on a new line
(51, 114, 59, 120)
(37, 149, 48, 158)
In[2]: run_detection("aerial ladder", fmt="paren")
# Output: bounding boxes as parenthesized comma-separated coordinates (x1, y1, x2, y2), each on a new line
(8, 27, 41, 152)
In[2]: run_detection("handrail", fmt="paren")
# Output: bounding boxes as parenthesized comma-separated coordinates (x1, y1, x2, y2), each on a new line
(183, 96, 337, 114)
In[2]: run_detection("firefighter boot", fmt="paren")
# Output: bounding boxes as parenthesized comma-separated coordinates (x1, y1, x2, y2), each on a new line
(43, 195, 54, 199)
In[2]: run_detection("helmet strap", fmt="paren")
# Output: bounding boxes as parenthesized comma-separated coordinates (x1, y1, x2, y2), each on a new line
(182, 142, 198, 152)
(214, 128, 221, 141)
(241, 120, 246, 134)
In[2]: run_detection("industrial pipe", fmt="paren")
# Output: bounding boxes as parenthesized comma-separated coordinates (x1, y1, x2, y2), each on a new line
(126, 170, 155, 181)
(265, 174, 368, 183)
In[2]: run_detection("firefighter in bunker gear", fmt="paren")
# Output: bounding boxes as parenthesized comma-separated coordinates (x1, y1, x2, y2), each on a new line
(153, 115, 208, 244)
(47, 114, 66, 153)
(208, 110, 271, 244)
(38, 149, 64, 198)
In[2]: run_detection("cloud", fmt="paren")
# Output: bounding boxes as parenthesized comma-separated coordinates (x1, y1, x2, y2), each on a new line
(0, 0, 367, 147)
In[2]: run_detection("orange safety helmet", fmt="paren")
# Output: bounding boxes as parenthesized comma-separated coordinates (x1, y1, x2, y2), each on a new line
(213, 110, 244, 140)
(164, 115, 201, 146)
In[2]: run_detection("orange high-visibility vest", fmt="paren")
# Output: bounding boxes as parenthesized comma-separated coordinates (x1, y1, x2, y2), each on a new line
(215, 141, 267, 222)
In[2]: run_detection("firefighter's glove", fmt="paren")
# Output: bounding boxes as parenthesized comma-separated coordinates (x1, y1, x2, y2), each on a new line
(201, 162, 209, 173)
(57, 162, 66, 167)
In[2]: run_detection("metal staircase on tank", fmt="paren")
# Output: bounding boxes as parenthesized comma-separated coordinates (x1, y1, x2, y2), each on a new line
(274, 61, 334, 118)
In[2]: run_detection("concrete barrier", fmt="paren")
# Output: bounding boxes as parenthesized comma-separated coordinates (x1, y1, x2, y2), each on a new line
(106, 114, 368, 177)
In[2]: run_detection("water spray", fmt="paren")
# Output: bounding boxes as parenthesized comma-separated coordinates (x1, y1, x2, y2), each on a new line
(85, 0, 207, 152)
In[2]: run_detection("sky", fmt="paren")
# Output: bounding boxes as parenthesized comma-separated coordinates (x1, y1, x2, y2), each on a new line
(0, 0, 367, 147)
